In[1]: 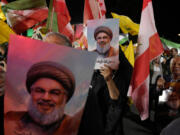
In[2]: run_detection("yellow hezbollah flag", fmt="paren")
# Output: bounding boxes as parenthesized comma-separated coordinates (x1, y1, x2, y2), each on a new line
(120, 40, 135, 67)
(111, 12, 139, 36)
(0, 20, 15, 44)
(120, 45, 127, 52)
(0, 3, 6, 21)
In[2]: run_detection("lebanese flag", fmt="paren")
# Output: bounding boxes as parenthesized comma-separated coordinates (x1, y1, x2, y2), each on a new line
(73, 24, 88, 50)
(83, 0, 106, 24)
(6, 8, 48, 34)
(61, 22, 74, 42)
(53, 0, 71, 33)
(1, 0, 8, 4)
(3, 0, 48, 34)
(47, 0, 74, 41)
(128, 0, 164, 120)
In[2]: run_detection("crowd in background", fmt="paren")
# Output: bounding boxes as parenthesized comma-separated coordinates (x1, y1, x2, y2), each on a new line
(149, 48, 180, 134)
(1, 0, 180, 134)
(0, 32, 180, 135)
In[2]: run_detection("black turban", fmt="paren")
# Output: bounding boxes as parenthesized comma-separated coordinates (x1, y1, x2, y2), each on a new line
(26, 61, 75, 102)
(94, 26, 113, 40)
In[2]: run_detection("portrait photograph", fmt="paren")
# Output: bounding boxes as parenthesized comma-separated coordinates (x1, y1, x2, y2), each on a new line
(4, 34, 97, 135)
(87, 19, 119, 70)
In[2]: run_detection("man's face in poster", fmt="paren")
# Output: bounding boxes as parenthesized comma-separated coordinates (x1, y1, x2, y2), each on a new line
(94, 26, 113, 54)
(96, 32, 111, 47)
(30, 78, 67, 114)
(28, 77, 68, 126)
(26, 61, 75, 126)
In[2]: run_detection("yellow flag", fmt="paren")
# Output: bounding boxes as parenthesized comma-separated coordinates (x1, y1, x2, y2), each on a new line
(111, 12, 139, 36)
(0, 20, 15, 44)
(120, 45, 127, 52)
(0, 3, 6, 21)
(121, 40, 135, 67)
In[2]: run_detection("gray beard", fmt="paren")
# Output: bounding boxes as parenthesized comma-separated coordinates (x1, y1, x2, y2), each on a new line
(96, 43, 111, 55)
(28, 98, 65, 126)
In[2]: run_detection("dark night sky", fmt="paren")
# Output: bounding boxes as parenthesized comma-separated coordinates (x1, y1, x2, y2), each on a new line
(6, 0, 180, 44)
(66, 0, 180, 44)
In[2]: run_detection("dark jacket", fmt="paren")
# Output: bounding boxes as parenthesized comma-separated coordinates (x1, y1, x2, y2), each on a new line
(155, 103, 180, 135)
(78, 47, 133, 135)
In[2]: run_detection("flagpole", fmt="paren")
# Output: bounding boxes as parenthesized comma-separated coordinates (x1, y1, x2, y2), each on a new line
(49, 0, 55, 32)
(46, 0, 54, 32)
(50, 7, 54, 32)
(96, 0, 102, 18)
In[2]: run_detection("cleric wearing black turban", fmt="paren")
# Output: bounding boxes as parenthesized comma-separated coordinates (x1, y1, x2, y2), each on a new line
(4, 61, 82, 135)
(93, 26, 118, 58)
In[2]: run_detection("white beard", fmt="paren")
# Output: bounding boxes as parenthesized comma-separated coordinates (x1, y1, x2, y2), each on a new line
(96, 43, 111, 55)
(28, 97, 65, 126)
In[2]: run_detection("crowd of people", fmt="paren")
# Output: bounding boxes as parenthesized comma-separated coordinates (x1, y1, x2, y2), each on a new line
(150, 48, 180, 135)
(0, 29, 180, 135)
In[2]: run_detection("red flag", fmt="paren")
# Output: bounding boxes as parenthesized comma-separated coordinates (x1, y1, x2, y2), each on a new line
(1, 0, 8, 4)
(48, 0, 74, 41)
(61, 22, 74, 41)
(6, 8, 48, 34)
(3, 0, 48, 34)
(73, 24, 88, 50)
(128, 0, 164, 120)
(53, 0, 71, 33)
(83, 0, 106, 24)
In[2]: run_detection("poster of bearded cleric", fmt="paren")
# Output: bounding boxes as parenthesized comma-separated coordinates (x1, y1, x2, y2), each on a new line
(87, 19, 119, 70)
(4, 34, 97, 135)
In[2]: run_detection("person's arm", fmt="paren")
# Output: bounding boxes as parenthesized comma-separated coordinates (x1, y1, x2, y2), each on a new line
(100, 64, 119, 100)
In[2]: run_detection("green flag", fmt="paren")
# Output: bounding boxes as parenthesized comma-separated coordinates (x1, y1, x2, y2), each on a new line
(46, 0, 58, 33)
(160, 37, 180, 49)
(2, 0, 47, 12)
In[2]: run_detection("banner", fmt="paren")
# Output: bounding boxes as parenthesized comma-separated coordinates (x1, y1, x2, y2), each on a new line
(4, 34, 98, 135)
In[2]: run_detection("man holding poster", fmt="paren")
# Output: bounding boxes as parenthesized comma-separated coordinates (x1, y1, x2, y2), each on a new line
(87, 19, 132, 135)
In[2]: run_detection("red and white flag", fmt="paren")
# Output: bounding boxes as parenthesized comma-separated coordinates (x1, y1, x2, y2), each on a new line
(6, 8, 48, 34)
(128, 0, 164, 120)
(62, 22, 74, 42)
(51, 0, 74, 41)
(53, 0, 71, 33)
(83, 0, 106, 24)
(3, 0, 48, 34)
(1, 0, 8, 4)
